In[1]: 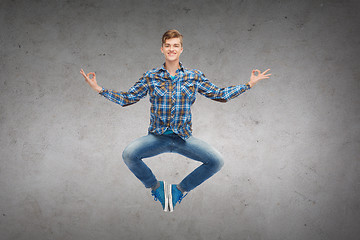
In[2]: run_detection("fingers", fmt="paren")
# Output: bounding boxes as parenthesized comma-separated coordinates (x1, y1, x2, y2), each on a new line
(262, 68, 271, 74)
(252, 68, 271, 77)
(252, 69, 271, 73)
(87, 72, 96, 80)
(261, 69, 271, 79)
(250, 68, 271, 84)
(80, 69, 97, 81)
(252, 69, 261, 75)
(80, 69, 87, 78)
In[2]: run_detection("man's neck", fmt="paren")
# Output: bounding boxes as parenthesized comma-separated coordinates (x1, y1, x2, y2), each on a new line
(165, 61, 180, 76)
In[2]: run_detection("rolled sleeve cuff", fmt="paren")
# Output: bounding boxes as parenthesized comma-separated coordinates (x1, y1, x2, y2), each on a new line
(99, 87, 105, 94)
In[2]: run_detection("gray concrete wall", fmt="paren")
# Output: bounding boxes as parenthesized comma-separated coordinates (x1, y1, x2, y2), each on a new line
(1, 0, 359, 239)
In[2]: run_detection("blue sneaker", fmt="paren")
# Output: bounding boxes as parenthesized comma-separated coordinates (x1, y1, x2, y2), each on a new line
(151, 181, 168, 212)
(168, 184, 188, 212)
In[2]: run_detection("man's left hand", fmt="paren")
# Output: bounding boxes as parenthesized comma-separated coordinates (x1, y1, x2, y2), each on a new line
(248, 69, 271, 87)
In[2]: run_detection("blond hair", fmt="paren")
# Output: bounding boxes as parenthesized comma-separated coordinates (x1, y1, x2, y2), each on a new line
(162, 29, 183, 46)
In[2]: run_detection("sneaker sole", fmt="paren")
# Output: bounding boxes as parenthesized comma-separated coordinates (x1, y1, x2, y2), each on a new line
(163, 181, 169, 212)
(168, 184, 174, 212)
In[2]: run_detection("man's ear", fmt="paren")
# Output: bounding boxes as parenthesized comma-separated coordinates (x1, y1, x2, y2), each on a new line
(161, 46, 164, 54)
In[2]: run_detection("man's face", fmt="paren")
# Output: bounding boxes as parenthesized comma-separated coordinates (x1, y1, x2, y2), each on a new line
(161, 38, 183, 62)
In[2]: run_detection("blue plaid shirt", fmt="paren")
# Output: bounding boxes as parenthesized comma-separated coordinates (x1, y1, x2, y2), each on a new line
(99, 63, 251, 140)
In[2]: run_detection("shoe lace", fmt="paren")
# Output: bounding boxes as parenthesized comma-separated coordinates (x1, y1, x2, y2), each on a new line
(177, 192, 188, 204)
(151, 192, 159, 201)
(152, 190, 165, 203)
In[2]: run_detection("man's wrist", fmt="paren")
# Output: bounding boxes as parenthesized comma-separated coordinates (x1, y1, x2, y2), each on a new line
(95, 86, 102, 93)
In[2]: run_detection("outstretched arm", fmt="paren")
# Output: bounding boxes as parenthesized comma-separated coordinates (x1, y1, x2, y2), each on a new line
(248, 69, 271, 88)
(80, 68, 149, 107)
(80, 68, 102, 93)
(197, 68, 271, 102)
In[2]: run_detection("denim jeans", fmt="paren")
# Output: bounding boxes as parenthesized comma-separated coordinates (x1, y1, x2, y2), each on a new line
(122, 132, 224, 192)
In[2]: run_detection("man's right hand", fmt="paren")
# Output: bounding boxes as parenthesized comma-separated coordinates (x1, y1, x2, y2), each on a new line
(80, 68, 102, 93)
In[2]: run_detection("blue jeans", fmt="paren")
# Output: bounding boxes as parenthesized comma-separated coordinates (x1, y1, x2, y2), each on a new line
(122, 133, 224, 192)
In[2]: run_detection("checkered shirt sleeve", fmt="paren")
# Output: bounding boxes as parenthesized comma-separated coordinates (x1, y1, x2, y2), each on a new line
(99, 76, 148, 107)
(195, 70, 251, 102)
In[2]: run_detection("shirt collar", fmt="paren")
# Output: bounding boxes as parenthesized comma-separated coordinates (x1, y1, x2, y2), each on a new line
(159, 62, 184, 72)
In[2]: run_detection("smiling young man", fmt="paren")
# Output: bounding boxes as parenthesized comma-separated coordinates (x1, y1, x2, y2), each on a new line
(80, 29, 271, 212)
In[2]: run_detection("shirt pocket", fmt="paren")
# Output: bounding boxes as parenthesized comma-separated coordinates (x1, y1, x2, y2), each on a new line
(181, 81, 195, 98)
(152, 82, 167, 96)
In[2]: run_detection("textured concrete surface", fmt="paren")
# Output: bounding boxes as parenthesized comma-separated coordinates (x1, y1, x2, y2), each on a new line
(1, 0, 359, 239)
